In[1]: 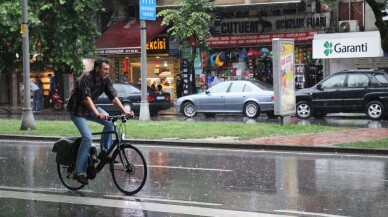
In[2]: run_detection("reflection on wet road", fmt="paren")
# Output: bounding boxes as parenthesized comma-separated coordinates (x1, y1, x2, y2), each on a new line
(1, 140, 387, 216)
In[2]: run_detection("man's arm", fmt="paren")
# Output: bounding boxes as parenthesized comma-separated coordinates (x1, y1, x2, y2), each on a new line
(84, 96, 108, 120)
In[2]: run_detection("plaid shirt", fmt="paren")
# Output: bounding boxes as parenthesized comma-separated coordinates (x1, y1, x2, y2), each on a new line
(66, 70, 117, 117)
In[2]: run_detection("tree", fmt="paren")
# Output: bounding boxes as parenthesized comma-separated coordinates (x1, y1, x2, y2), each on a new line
(37, 0, 102, 73)
(0, 0, 103, 105)
(0, 0, 102, 75)
(316, 0, 388, 53)
(157, 0, 215, 94)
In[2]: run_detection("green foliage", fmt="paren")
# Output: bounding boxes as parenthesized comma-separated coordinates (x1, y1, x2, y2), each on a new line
(157, 0, 215, 49)
(0, 0, 103, 75)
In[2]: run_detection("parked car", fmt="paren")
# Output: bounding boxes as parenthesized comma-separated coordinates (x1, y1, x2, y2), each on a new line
(65, 83, 172, 115)
(175, 80, 275, 118)
(295, 69, 388, 120)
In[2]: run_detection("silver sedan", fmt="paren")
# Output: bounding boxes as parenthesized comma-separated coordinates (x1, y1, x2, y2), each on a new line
(175, 80, 275, 118)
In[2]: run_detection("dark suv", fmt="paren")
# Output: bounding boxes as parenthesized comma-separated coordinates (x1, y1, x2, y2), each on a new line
(295, 69, 388, 120)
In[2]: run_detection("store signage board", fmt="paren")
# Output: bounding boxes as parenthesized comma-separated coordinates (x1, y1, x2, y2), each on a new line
(95, 47, 141, 55)
(313, 31, 383, 59)
(272, 38, 296, 117)
(139, 0, 156, 21)
(207, 31, 317, 47)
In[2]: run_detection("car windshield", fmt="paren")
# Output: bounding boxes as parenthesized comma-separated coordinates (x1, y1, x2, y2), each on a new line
(113, 84, 141, 95)
(250, 80, 273, 91)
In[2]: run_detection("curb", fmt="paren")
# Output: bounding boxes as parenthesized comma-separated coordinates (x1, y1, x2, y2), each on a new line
(1, 134, 388, 156)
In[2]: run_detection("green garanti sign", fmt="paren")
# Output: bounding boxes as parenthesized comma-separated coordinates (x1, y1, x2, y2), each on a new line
(313, 32, 382, 59)
(323, 41, 368, 57)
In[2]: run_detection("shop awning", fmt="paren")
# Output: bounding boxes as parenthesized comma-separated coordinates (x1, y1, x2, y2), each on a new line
(95, 19, 165, 55)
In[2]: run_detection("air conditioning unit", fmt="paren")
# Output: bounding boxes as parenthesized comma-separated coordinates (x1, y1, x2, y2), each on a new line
(339, 20, 359, 32)
(305, 2, 316, 13)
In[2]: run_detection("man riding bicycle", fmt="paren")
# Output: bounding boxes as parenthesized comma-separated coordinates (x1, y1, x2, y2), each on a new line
(66, 57, 134, 185)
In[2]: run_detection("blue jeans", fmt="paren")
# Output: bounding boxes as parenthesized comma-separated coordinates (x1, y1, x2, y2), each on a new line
(70, 107, 114, 174)
(33, 89, 42, 111)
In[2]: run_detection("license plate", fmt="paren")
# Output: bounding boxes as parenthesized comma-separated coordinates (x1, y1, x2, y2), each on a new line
(157, 96, 165, 100)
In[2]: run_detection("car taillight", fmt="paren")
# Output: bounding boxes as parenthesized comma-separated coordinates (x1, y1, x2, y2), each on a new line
(271, 95, 275, 100)
(166, 95, 171, 101)
(147, 96, 155, 102)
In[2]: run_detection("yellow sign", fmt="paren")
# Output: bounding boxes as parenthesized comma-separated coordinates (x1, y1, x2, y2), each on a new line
(20, 24, 27, 35)
(146, 37, 167, 51)
(279, 42, 295, 114)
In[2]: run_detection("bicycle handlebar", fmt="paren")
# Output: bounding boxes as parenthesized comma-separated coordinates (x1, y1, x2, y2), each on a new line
(107, 114, 133, 123)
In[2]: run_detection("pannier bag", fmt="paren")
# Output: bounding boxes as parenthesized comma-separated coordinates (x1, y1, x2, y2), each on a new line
(52, 137, 81, 165)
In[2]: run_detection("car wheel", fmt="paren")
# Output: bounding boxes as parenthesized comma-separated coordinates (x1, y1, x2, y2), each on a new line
(296, 101, 312, 119)
(182, 102, 197, 118)
(122, 102, 133, 112)
(366, 101, 384, 120)
(244, 102, 260, 119)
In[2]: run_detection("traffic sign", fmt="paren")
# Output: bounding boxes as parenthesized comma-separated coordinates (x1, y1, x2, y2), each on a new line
(139, 0, 156, 21)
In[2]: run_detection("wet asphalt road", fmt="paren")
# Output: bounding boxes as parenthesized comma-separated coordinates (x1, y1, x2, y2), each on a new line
(1, 140, 387, 217)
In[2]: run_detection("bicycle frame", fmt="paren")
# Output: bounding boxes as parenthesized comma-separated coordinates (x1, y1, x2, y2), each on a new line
(92, 118, 123, 173)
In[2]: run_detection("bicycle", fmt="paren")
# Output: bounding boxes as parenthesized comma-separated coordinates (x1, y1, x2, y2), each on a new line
(55, 114, 147, 195)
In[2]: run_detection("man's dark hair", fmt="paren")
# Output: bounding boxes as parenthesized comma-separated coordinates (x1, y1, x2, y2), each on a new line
(94, 57, 109, 70)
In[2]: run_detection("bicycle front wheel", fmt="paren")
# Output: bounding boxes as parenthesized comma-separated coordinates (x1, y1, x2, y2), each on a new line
(110, 144, 147, 195)
(57, 163, 85, 191)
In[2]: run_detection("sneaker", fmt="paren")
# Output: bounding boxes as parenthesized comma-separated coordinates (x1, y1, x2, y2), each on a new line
(90, 147, 98, 163)
(73, 173, 88, 185)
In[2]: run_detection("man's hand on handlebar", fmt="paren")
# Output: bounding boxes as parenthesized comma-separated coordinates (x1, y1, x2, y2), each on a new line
(125, 111, 135, 118)
(97, 113, 108, 120)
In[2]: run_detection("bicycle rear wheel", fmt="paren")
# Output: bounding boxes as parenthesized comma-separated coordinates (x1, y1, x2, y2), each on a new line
(110, 144, 147, 195)
(57, 163, 84, 191)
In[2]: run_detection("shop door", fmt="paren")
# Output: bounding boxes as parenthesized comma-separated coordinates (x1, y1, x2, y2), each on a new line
(132, 67, 141, 84)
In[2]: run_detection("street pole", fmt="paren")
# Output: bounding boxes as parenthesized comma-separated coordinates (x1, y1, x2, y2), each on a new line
(20, 0, 35, 130)
(139, 19, 150, 121)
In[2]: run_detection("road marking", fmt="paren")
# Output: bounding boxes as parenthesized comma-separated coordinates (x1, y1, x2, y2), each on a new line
(0, 190, 293, 217)
(148, 165, 233, 172)
(0, 186, 220, 206)
(105, 195, 222, 206)
(274, 209, 349, 217)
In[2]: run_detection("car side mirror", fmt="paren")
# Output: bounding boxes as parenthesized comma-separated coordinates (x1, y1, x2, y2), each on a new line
(317, 83, 323, 90)
(205, 90, 210, 94)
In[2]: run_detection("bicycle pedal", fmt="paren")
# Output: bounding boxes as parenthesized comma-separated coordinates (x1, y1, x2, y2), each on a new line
(91, 155, 98, 163)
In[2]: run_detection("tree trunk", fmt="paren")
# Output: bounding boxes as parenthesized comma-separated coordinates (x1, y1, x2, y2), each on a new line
(365, 0, 388, 53)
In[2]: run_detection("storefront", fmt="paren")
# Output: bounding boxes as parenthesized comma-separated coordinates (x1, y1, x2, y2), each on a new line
(204, 11, 332, 89)
(95, 19, 181, 99)
(312, 31, 387, 75)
